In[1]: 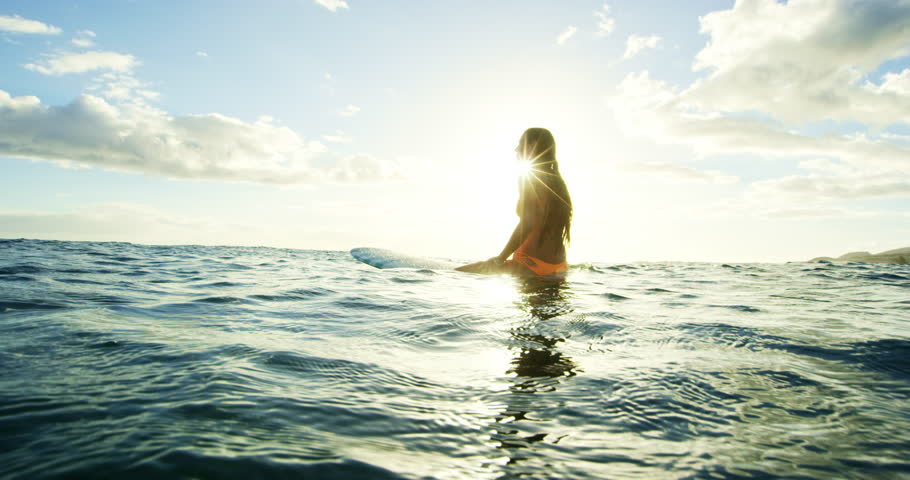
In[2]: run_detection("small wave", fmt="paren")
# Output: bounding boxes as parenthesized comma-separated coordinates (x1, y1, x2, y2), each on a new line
(126, 452, 408, 480)
(598, 372, 742, 442)
(0, 300, 69, 312)
(255, 351, 439, 393)
(750, 369, 824, 389)
(191, 281, 248, 289)
(54, 278, 107, 285)
(849, 338, 910, 381)
(644, 288, 673, 294)
(120, 270, 150, 277)
(570, 263, 604, 272)
(0, 275, 37, 282)
(861, 272, 910, 282)
(286, 287, 335, 297)
(335, 297, 407, 311)
(67, 293, 133, 305)
(809, 273, 838, 280)
(225, 263, 253, 270)
(193, 296, 252, 304)
(708, 304, 761, 313)
(602, 293, 630, 301)
(390, 276, 431, 284)
(56, 268, 96, 274)
(0, 264, 46, 275)
(249, 287, 336, 302)
(93, 260, 126, 266)
(674, 322, 786, 351)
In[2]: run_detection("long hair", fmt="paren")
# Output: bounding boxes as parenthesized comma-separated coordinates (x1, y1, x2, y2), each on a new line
(518, 127, 572, 245)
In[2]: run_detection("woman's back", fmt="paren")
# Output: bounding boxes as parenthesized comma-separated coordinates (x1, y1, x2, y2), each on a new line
(515, 176, 568, 265)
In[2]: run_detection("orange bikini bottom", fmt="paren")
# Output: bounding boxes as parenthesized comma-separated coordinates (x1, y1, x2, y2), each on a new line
(508, 251, 569, 277)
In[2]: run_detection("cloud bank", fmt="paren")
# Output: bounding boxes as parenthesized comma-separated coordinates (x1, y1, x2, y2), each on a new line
(0, 90, 399, 184)
(686, 0, 910, 126)
(609, 0, 910, 202)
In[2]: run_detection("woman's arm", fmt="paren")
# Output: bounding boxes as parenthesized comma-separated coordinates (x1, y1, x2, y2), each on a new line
(495, 219, 532, 262)
(455, 218, 535, 274)
(497, 185, 542, 260)
(455, 219, 534, 274)
(454, 179, 541, 274)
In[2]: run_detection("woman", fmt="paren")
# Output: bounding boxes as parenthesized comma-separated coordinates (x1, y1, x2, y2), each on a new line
(456, 127, 572, 278)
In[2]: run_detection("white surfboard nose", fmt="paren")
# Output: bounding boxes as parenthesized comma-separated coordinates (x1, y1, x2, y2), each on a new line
(351, 247, 457, 270)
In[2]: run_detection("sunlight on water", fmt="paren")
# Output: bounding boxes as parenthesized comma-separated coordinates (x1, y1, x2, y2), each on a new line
(0, 239, 908, 479)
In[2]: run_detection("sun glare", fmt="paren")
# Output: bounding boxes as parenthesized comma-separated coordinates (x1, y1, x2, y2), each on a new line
(513, 158, 532, 179)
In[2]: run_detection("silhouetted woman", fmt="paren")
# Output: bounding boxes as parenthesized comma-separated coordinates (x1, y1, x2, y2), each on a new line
(457, 127, 572, 278)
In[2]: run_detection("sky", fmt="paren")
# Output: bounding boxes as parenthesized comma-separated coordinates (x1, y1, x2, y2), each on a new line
(1, 0, 909, 263)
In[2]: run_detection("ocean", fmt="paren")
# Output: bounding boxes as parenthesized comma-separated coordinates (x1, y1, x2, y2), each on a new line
(1, 238, 908, 479)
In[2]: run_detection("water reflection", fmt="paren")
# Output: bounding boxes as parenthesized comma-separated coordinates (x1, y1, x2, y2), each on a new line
(490, 279, 579, 473)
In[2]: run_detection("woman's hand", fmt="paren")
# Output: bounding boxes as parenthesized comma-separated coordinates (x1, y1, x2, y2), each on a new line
(455, 257, 503, 274)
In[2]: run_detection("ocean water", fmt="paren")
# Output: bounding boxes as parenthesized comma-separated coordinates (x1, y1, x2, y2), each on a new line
(1, 239, 908, 480)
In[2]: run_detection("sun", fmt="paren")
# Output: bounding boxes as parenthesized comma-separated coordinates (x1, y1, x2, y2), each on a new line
(513, 157, 533, 179)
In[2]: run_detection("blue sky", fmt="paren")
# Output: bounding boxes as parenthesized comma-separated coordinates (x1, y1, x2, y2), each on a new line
(1, 0, 909, 262)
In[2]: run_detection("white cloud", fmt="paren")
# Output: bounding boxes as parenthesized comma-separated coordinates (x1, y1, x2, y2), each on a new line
(556, 26, 577, 46)
(0, 14, 61, 35)
(322, 130, 351, 143)
(752, 168, 910, 201)
(315, 0, 349, 12)
(623, 34, 661, 59)
(594, 4, 615, 37)
(0, 89, 399, 184)
(685, 0, 910, 126)
(611, 72, 910, 172)
(136, 90, 160, 101)
(72, 30, 96, 48)
(607, 0, 910, 203)
(24, 51, 138, 76)
(196, 51, 208, 57)
(338, 104, 360, 117)
(83, 71, 161, 110)
(86, 72, 157, 103)
(761, 206, 851, 219)
(616, 161, 738, 184)
(326, 154, 402, 182)
(872, 68, 910, 96)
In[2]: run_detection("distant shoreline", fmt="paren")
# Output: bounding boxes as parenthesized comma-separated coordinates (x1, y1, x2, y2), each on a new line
(810, 247, 910, 265)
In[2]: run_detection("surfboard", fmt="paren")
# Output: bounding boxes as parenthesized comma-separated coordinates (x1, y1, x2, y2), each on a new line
(350, 247, 459, 270)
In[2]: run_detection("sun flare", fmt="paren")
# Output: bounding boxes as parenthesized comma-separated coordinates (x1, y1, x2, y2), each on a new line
(513, 158, 532, 179)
